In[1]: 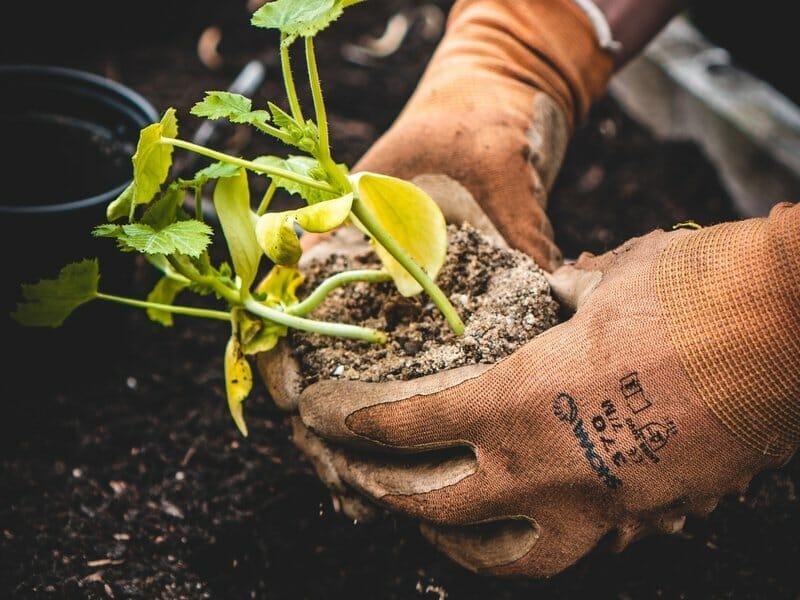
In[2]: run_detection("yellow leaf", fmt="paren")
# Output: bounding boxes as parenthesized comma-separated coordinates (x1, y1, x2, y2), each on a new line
(350, 172, 447, 296)
(233, 308, 287, 356)
(213, 169, 261, 289)
(255, 194, 353, 266)
(256, 265, 305, 307)
(131, 108, 179, 207)
(224, 335, 252, 437)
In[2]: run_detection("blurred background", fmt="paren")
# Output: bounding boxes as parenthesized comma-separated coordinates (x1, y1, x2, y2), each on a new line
(1, 1, 799, 598)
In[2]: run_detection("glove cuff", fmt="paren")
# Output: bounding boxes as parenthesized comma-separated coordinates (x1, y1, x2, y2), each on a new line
(448, 0, 615, 127)
(657, 203, 800, 457)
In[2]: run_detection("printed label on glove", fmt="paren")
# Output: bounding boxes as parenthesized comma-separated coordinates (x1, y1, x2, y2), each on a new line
(553, 372, 678, 489)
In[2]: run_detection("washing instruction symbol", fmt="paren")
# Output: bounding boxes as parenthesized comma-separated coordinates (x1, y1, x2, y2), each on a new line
(637, 420, 677, 452)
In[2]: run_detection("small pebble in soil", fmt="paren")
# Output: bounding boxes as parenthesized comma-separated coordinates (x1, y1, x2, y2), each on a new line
(292, 224, 560, 385)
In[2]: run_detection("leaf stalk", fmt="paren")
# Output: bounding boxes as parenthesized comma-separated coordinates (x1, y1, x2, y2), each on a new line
(160, 137, 336, 194)
(350, 197, 465, 334)
(281, 36, 305, 123)
(243, 295, 386, 343)
(96, 293, 231, 321)
(288, 269, 392, 316)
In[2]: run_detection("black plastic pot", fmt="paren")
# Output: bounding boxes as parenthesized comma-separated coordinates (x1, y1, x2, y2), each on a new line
(0, 66, 158, 390)
(1, 65, 158, 294)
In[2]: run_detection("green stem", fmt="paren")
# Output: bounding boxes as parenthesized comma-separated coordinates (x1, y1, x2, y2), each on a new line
(160, 137, 336, 194)
(243, 296, 386, 343)
(281, 36, 304, 123)
(193, 186, 203, 222)
(165, 255, 386, 343)
(305, 37, 329, 159)
(257, 182, 277, 216)
(166, 256, 240, 305)
(251, 122, 293, 145)
(288, 270, 392, 316)
(351, 197, 465, 334)
(305, 37, 351, 193)
(96, 293, 231, 321)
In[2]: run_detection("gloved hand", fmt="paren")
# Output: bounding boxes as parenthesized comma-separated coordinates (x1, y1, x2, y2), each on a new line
(295, 203, 800, 577)
(306, 0, 613, 271)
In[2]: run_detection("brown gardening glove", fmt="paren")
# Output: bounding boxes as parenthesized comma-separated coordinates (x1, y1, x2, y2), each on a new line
(308, 0, 613, 271)
(294, 203, 800, 577)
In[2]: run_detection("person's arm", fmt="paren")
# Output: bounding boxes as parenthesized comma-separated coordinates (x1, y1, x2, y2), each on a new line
(592, 0, 687, 65)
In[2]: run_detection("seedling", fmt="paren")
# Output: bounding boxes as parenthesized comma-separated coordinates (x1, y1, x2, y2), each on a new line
(12, 0, 464, 436)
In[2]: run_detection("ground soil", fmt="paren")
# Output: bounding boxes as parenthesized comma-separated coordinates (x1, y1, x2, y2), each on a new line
(293, 224, 559, 386)
(2, 1, 797, 599)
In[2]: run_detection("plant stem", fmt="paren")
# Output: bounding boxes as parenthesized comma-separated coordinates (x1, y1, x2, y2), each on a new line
(243, 296, 387, 343)
(168, 256, 241, 305)
(257, 182, 277, 216)
(288, 270, 392, 316)
(281, 36, 304, 123)
(96, 293, 231, 321)
(350, 197, 465, 334)
(164, 255, 386, 343)
(305, 37, 351, 193)
(193, 186, 203, 222)
(305, 37, 328, 159)
(252, 122, 293, 145)
(160, 137, 336, 194)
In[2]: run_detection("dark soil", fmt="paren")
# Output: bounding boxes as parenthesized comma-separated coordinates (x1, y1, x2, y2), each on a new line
(2, 2, 797, 599)
(293, 224, 558, 386)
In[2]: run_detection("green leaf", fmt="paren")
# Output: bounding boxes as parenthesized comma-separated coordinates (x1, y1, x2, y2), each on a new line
(142, 186, 184, 230)
(193, 161, 241, 182)
(191, 92, 272, 129)
(131, 109, 179, 209)
(213, 169, 262, 290)
(255, 193, 353, 265)
(94, 219, 212, 258)
(175, 162, 241, 192)
(251, 0, 365, 45)
(92, 226, 135, 253)
(224, 333, 252, 436)
(266, 103, 319, 153)
(351, 172, 447, 296)
(254, 155, 344, 204)
(107, 182, 134, 222)
(146, 276, 189, 327)
(12, 260, 99, 328)
(93, 224, 122, 239)
(192, 91, 250, 120)
(111, 221, 212, 257)
(267, 102, 295, 131)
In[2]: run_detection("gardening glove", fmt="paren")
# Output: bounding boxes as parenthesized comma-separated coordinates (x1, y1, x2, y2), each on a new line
(295, 203, 800, 577)
(307, 0, 614, 271)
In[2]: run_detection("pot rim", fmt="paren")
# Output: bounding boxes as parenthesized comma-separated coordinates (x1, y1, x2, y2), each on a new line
(0, 65, 158, 215)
